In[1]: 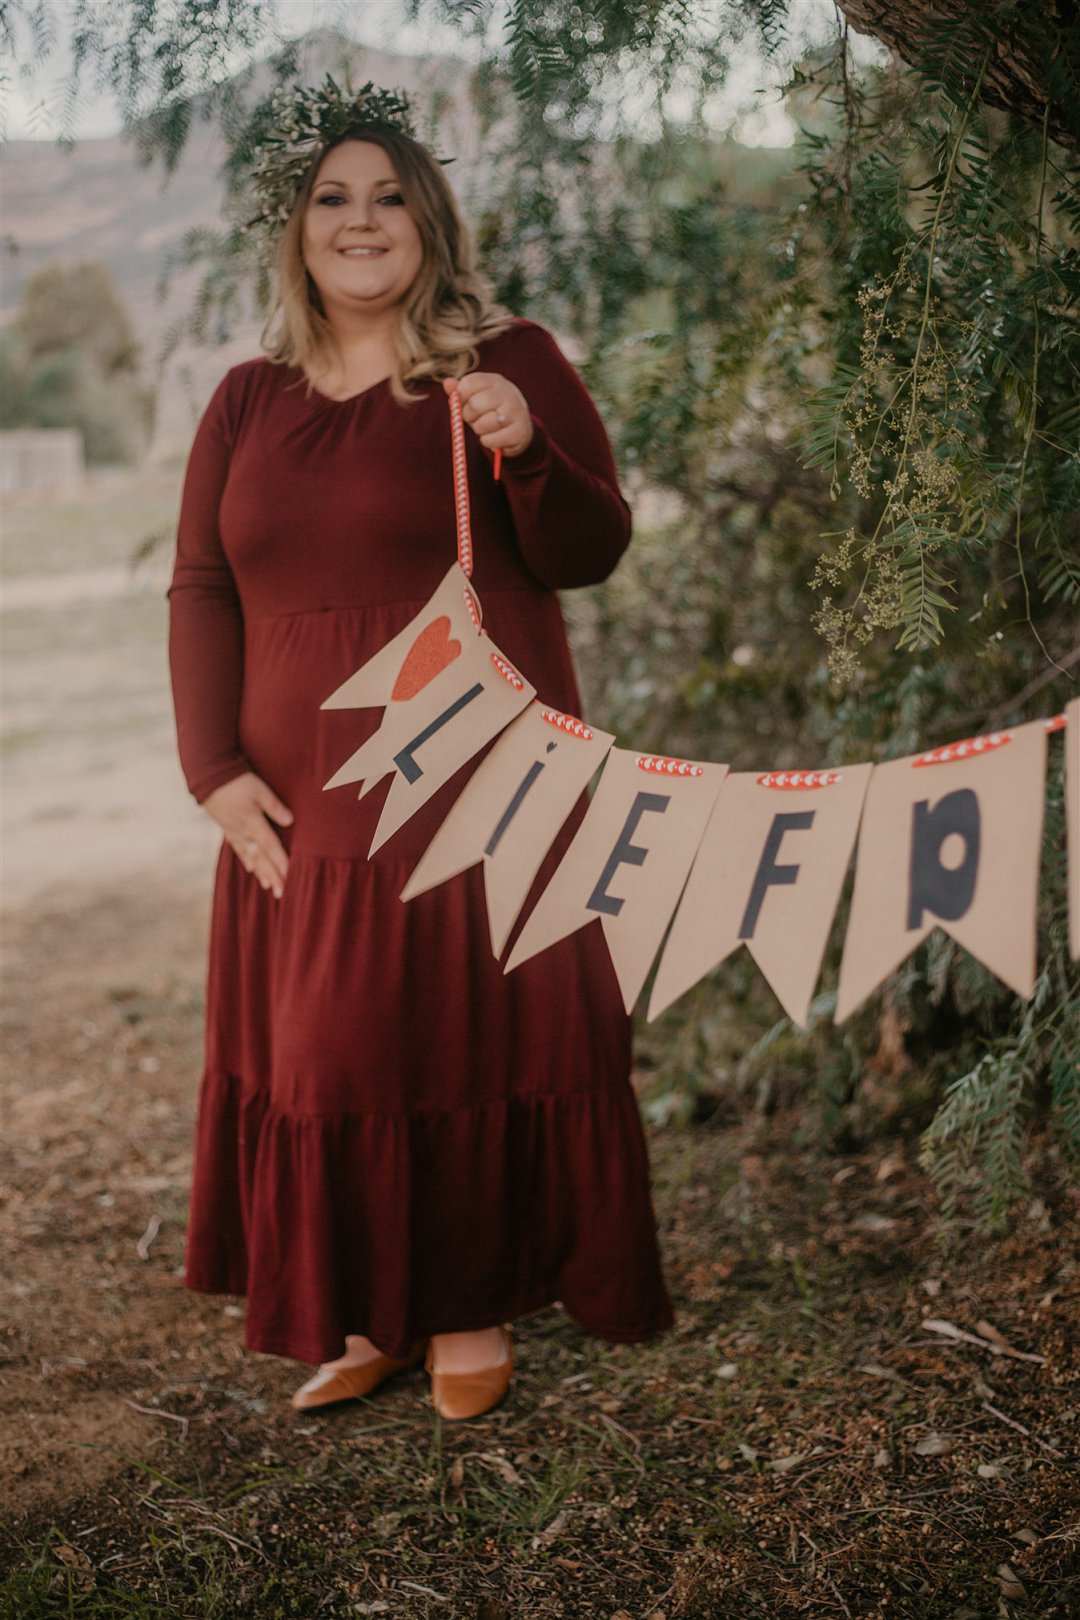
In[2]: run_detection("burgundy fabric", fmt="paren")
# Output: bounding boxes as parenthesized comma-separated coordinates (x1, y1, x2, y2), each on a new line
(167, 316, 675, 1364)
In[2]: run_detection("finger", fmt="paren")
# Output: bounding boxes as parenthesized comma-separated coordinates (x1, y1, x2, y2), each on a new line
(251, 827, 289, 887)
(232, 823, 288, 885)
(253, 851, 284, 899)
(470, 402, 515, 431)
(452, 371, 495, 403)
(459, 388, 503, 426)
(234, 839, 285, 899)
(477, 424, 532, 454)
(254, 780, 293, 825)
(229, 836, 263, 880)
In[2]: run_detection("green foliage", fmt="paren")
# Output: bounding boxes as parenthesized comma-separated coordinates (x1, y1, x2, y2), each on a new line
(431, 6, 1079, 1216)
(2, 263, 155, 462)
(18, 260, 141, 372)
(0, 0, 274, 152)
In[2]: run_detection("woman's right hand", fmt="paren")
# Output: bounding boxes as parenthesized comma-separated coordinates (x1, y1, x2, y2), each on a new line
(202, 772, 293, 900)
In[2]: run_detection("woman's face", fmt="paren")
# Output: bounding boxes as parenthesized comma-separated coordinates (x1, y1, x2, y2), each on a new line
(301, 140, 424, 322)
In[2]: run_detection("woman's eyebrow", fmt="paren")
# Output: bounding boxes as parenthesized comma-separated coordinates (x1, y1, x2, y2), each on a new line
(312, 176, 400, 190)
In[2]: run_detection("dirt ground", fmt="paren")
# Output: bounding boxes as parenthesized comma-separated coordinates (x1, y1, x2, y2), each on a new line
(2, 873, 1078, 1618)
(2, 469, 1078, 1617)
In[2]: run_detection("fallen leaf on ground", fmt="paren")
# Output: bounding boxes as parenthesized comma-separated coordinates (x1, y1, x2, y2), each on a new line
(975, 1318, 1045, 1362)
(853, 1212, 897, 1232)
(768, 1451, 809, 1472)
(997, 1564, 1027, 1600)
(914, 1433, 959, 1457)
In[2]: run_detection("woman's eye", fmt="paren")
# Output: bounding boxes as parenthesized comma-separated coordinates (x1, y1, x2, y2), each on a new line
(315, 191, 404, 207)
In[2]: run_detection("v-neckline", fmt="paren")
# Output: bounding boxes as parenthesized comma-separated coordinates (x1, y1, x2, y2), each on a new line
(294, 365, 394, 406)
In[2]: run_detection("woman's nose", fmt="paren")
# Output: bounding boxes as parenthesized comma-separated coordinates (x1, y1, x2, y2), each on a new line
(341, 203, 375, 232)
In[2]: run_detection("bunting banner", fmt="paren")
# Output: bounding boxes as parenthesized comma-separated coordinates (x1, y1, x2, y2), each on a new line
(649, 763, 873, 1027)
(401, 701, 616, 958)
(834, 718, 1048, 1021)
(504, 749, 728, 1013)
(323, 623, 534, 856)
(321, 562, 483, 712)
(319, 401, 1075, 1022)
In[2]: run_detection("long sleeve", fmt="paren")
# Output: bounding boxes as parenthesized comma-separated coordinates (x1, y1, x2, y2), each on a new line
(493, 322, 632, 590)
(167, 370, 252, 803)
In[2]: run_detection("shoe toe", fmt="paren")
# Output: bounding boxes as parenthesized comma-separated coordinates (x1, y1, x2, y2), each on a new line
(429, 1328, 514, 1421)
(291, 1341, 427, 1411)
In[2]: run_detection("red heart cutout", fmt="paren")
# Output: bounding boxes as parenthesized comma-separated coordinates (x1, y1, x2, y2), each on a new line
(391, 615, 462, 702)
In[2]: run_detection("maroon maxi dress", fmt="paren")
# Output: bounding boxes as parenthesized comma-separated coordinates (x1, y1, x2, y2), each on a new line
(168, 315, 675, 1365)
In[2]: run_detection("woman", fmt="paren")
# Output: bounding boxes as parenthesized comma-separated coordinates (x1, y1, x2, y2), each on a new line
(168, 83, 674, 1422)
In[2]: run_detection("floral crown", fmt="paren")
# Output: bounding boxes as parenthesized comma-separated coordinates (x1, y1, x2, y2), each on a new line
(242, 75, 446, 242)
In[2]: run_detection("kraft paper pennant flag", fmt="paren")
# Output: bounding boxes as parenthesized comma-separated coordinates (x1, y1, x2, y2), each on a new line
(323, 631, 534, 854)
(1067, 699, 1079, 961)
(401, 702, 616, 957)
(321, 563, 482, 711)
(649, 763, 874, 1027)
(505, 749, 728, 1012)
(835, 717, 1048, 1023)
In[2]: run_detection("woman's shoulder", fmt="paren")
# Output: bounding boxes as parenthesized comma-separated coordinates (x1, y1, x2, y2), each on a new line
(201, 355, 289, 438)
(476, 316, 582, 381)
(482, 314, 563, 353)
(219, 354, 285, 396)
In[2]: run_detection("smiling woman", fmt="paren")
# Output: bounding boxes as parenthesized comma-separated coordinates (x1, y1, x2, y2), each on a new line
(298, 147, 424, 398)
(166, 84, 674, 1426)
(262, 119, 515, 408)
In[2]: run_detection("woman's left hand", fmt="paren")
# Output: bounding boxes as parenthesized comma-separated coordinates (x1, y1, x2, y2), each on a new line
(444, 372, 534, 459)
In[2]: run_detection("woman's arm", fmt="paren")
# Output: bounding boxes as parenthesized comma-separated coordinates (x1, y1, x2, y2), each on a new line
(461, 321, 633, 591)
(167, 371, 253, 803)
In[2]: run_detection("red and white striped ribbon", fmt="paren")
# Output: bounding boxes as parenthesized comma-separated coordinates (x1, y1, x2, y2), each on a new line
(447, 387, 473, 579)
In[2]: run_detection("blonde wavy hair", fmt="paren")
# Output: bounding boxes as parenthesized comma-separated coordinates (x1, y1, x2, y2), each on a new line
(260, 124, 513, 405)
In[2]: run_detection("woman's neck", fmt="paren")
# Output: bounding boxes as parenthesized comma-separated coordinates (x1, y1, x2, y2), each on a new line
(310, 320, 398, 396)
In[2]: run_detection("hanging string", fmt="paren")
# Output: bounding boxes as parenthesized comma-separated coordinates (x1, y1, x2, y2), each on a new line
(447, 386, 473, 579)
(447, 387, 505, 578)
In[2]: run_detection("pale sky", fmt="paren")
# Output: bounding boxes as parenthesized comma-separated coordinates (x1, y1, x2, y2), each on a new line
(2, 0, 873, 147)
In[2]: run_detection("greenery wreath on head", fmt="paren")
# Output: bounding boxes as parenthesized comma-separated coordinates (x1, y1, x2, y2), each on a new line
(243, 76, 417, 236)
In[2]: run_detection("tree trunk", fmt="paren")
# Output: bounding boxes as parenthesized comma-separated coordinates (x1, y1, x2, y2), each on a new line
(836, 0, 1079, 148)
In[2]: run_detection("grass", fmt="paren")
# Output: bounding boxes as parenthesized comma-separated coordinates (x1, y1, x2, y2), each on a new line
(1, 591, 172, 775)
(2, 468, 181, 581)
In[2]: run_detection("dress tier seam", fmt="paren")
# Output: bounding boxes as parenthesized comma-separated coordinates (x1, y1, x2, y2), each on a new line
(201, 1071, 630, 1120)
(245, 584, 542, 627)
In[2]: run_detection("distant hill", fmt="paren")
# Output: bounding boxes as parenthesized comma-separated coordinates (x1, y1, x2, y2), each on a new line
(2, 28, 798, 458)
(1, 33, 478, 455)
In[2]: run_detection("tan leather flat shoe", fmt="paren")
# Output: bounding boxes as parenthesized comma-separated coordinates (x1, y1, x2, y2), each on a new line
(291, 1339, 427, 1411)
(424, 1326, 514, 1421)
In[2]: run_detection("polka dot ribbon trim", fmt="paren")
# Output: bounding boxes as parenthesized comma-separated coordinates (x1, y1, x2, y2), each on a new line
(490, 650, 525, 690)
(541, 708, 595, 741)
(463, 585, 481, 630)
(913, 731, 1012, 767)
(636, 755, 704, 778)
(756, 770, 843, 790)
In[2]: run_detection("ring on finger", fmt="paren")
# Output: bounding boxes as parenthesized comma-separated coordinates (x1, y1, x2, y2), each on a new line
(496, 407, 507, 425)
(245, 839, 259, 856)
